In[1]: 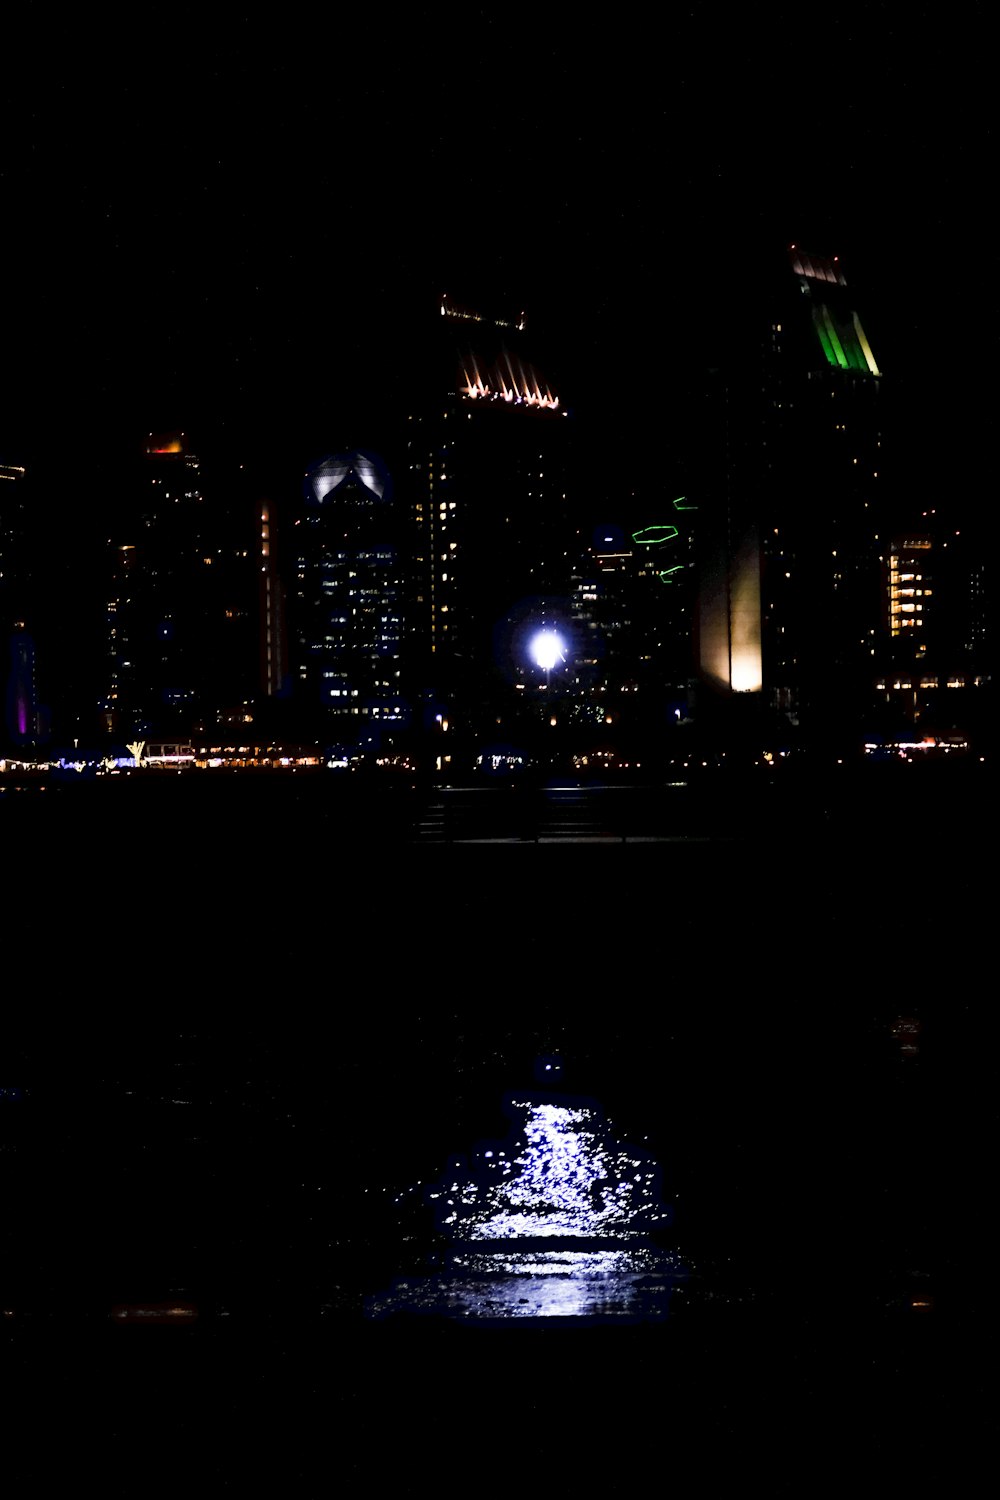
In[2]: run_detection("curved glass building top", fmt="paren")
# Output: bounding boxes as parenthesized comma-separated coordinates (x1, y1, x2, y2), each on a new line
(306, 451, 390, 505)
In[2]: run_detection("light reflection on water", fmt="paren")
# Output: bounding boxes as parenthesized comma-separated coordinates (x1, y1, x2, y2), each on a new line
(432, 1099, 668, 1241)
(453, 1249, 662, 1276)
(370, 1246, 681, 1320)
(368, 1094, 682, 1321)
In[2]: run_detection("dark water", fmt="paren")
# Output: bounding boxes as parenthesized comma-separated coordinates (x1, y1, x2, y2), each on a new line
(2, 770, 988, 1485)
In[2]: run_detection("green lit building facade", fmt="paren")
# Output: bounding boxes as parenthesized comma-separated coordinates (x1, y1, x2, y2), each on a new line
(695, 247, 884, 734)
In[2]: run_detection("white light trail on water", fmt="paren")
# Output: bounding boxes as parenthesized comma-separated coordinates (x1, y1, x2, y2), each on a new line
(435, 1100, 667, 1240)
(367, 1094, 679, 1319)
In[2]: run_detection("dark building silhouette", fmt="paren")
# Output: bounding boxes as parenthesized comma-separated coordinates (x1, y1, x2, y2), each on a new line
(5, 624, 42, 746)
(259, 498, 288, 703)
(102, 434, 260, 739)
(404, 296, 574, 730)
(695, 248, 884, 735)
(0, 461, 29, 614)
(1, 460, 37, 747)
(567, 505, 698, 732)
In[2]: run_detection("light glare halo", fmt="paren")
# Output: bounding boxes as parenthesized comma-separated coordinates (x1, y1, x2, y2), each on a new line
(530, 629, 565, 672)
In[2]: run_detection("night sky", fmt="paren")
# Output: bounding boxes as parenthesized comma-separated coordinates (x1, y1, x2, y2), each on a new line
(1, 6, 990, 504)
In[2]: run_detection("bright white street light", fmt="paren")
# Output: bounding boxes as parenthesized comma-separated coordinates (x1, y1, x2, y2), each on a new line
(529, 629, 565, 672)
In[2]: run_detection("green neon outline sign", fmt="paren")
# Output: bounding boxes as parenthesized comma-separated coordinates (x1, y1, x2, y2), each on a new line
(632, 525, 679, 546)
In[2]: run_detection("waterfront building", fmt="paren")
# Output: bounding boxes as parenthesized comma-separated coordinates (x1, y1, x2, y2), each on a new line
(695, 248, 884, 733)
(291, 451, 404, 735)
(259, 498, 288, 703)
(565, 508, 696, 738)
(0, 460, 29, 616)
(5, 623, 42, 745)
(1, 460, 39, 745)
(102, 434, 260, 738)
(874, 530, 990, 730)
(404, 296, 574, 730)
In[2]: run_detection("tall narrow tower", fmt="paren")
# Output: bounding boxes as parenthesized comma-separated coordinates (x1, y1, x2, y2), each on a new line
(1, 460, 38, 745)
(292, 451, 404, 735)
(405, 295, 573, 723)
(696, 248, 883, 732)
(102, 433, 260, 739)
(103, 433, 209, 737)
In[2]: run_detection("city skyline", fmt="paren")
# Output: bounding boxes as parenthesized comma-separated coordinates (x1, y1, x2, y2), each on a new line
(1, 248, 989, 754)
(2, 2, 990, 757)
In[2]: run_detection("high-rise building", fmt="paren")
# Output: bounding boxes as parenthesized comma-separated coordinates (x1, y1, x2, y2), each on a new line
(1, 460, 37, 746)
(887, 535, 932, 648)
(874, 528, 989, 730)
(695, 248, 884, 733)
(259, 498, 288, 703)
(103, 433, 206, 736)
(102, 434, 260, 738)
(291, 451, 404, 735)
(5, 623, 41, 746)
(404, 296, 574, 728)
(567, 503, 697, 731)
(0, 461, 29, 613)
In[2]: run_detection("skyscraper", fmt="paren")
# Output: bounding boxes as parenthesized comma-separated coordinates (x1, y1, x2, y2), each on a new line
(102, 434, 260, 739)
(695, 248, 883, 734)
(292, 451, 404, 735)
(102, 433, 205, 737)
(259, 498, 287, 703)
(567, 503, 697, 735)
(0, 460, 38, 746)
(404, 296, 573, 728)
(874, 527, 989, 733)
(0, 461, 28, 611)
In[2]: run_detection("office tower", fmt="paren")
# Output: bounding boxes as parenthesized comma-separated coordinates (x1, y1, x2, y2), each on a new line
(102, 433, 204, 736)
(887, 536, 932, 649)
(568, 504, 697, 730)
(292, 451, 404, 734)
(5, 624, 41, 745)
(1, 460, 34, 745)
(0, 461, 29, 612)
(102, 434, 259, 739)
(208, 460, 264, 730)
(259, 499, 288, 702)
(569, 527, 638, 702)
(874, 529, 989, 730)
(405, 296, 573, 726)
(695, 248, 883, 733)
